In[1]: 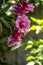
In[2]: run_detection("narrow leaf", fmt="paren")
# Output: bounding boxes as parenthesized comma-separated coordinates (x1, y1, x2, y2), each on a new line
(0, 17, 11, 29)
(0, 22, 2, 32)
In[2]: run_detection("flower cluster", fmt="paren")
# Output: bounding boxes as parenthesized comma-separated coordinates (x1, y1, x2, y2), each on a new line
(7, 0, 34, 47)
(7, 15, 30, 46)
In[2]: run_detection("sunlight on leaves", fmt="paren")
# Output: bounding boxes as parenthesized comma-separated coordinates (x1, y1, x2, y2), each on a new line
(39, 19, 43, 25)
(30, 17, 38, 24)
(30, 17, 43, 25)
(35, 60, 42, 65)
(26, 61, 35, 65)
(39, 39, 43, 43)
(8, 0, 16, 3)
(26, 56, 35, 61)
(25, 44, 32, 50)
(36, 26, 42, 34)
(29, 25, 36, 31)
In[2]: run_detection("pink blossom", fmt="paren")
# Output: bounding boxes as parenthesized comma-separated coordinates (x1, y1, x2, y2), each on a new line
(12, 1, 34, 14)
(7, 15, 30, 46)
(12, 2, 22, 15)
(7, 29, 22, 47)
(15, 15, 30, 34)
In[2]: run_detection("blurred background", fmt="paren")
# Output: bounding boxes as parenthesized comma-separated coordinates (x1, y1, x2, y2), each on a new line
(0, 0, 43, 65)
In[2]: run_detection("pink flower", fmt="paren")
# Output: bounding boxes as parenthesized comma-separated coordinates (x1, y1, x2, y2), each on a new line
(7, 29, 22, 47)
(25, 3, 35, 13)
(15, 15, 30, 34)
(7, 15, 30, 47)
(12, 2, 23, 15)
(12, 1, 34, 14)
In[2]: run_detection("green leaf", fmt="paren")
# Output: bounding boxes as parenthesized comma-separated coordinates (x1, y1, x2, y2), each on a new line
(11, 43, 27, 51)
(39, 39, 43, 43)
(26, 56, 35, 61)
(11, 44, 24, 51)
(30, 38, 38, 46)
(29, 25, 36, 31)
(30, 17, 38, 24)
(0, 22, 2, 32)
(0, 17, 11, 29)
(0, 3, 11, 14)
(8, 0, 16, 3)
(11, 45, 21, 51)
(35, 60, 42, 65)
(25, 44, 32, 50)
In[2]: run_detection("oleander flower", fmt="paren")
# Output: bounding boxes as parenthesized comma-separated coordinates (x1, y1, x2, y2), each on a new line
(12, 1, 34, 14)
(7, 29, 22, 47)
(12, 2, 22, 15)
(15, 15, 30, 34)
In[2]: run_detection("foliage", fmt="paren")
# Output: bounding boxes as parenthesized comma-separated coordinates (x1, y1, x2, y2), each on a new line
(26, 17, 43, 65)
(0, 0, 13, 64)
(25, 2, 43, 64)
(0, 0, 43, 65)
